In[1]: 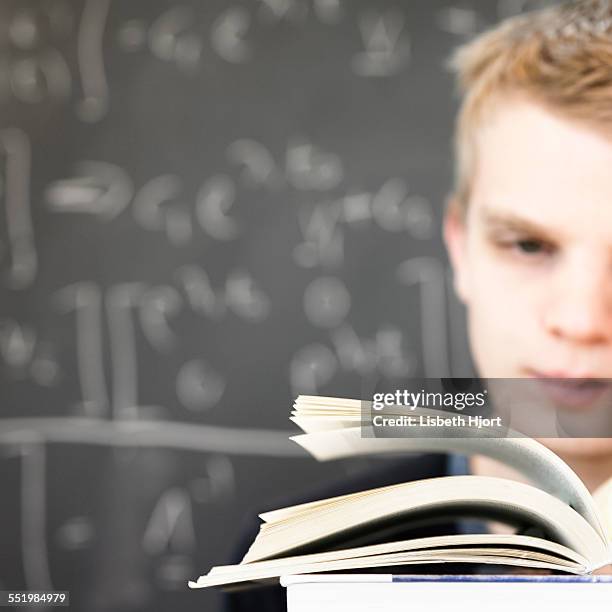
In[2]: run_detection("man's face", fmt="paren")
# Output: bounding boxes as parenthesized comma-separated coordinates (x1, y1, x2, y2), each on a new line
(445, 98, 612, 453)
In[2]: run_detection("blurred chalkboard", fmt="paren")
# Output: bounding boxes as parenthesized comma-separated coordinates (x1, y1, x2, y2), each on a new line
(0, 0, 555, 610)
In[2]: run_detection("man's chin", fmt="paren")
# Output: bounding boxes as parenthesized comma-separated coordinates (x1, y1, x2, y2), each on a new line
(537, 437, 612, 459)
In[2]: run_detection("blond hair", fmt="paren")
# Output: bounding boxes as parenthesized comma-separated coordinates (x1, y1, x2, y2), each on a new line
(449, 0, 612, 213)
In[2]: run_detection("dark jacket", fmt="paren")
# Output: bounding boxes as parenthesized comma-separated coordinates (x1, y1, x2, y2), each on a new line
(222, 453, 468, 612)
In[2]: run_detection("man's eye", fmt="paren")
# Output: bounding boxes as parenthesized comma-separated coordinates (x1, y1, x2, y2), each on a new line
(489, 234, 556, 257)
(515, 239, 546, 254)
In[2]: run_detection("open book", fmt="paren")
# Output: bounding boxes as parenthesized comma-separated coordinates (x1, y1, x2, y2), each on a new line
(188, 396, 612, 589)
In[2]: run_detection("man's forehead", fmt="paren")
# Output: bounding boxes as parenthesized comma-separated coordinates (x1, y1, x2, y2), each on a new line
(476, 97, 612, 149)
(470, 99, 612, 243)
(473, 99, 612, 183)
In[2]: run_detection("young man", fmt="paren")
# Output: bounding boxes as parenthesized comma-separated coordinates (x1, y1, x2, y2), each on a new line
(225, 1, 612, 608)
(443, 0, 612, 496)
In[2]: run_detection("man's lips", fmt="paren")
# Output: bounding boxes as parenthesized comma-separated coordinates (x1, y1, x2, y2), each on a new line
(525, 370, 612, 410)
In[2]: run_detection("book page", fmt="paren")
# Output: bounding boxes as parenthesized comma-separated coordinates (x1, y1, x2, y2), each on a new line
(291, 424, 606, 542)
(243, 476, 607, 566)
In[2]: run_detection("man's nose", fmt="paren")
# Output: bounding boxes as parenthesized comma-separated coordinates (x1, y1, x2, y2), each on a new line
(541, 261, 612, 345)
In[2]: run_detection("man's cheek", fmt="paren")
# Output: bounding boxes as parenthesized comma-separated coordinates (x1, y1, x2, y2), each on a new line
(475, 260, 530, 309)
(467, 310, 514, 377)
(471, 276, 526, 340)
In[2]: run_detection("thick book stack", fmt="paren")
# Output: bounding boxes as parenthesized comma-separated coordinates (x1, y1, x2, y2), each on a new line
(188, 396, 612, 591)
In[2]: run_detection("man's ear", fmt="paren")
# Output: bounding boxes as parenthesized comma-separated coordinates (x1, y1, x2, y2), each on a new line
(443, 198, 470, 304)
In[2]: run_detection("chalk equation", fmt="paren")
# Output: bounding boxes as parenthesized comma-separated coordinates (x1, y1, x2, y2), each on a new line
(0, 0, 412, 127)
